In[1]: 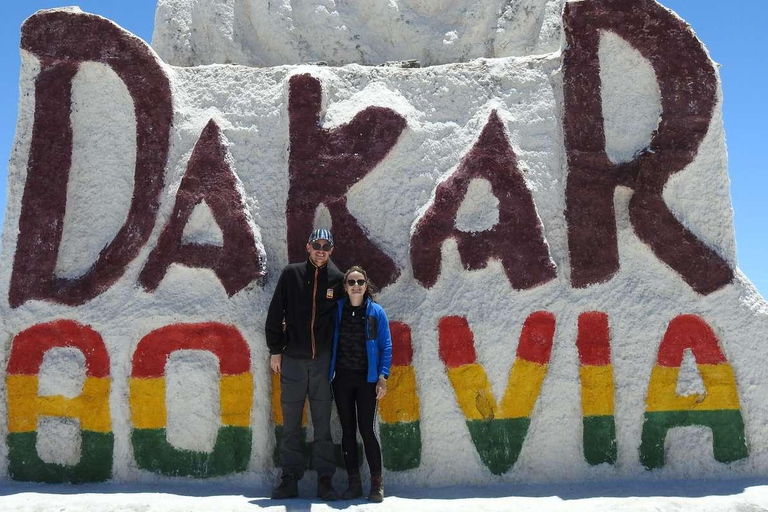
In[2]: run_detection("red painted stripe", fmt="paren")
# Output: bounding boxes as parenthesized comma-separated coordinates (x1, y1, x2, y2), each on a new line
(516, 311, 555, 365)
(132, 322, 250, 377)
(657, 315, 726, 367)
(576, 311, 611, 366)
(389, 321, 413, 366)
(7, 320, 109, 377)
(438, 316, 477, 369)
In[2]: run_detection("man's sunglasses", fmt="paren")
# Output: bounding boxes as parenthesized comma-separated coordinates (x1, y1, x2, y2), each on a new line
(346, 279, 366, 286)
(311, 242, 333, 251)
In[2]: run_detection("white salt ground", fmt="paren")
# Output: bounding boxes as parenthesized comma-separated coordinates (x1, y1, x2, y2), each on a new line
(2, 478, 768, 511)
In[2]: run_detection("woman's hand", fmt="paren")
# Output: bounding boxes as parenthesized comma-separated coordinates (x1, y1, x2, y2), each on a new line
(375, 377, 387, 399)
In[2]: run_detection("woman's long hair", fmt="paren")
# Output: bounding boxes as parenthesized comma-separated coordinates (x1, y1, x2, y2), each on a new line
(344, 265, 378, 303)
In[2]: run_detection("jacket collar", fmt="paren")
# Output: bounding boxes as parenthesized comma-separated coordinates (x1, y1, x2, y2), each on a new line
(306, 257, 328, 270)
(342, 296, 370, 309)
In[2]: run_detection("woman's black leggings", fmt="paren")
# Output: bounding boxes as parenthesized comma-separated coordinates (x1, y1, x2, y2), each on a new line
(332, 369, 382, 474)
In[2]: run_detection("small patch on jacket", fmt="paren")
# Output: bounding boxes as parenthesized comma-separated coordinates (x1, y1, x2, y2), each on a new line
(326, 288, 334, 299)
(367, 316, 379, 339)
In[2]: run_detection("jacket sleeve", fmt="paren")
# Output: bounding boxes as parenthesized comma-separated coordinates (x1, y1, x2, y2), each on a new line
(376, 306, 392, 378)
(265, 269, 288, 355)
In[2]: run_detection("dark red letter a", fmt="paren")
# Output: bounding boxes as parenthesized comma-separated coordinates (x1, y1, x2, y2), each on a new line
(411, 111, 556, 289)
(139, 120, 266, 295)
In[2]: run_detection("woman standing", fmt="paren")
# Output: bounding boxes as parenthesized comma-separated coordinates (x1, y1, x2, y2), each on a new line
(329, 266, 392, 502)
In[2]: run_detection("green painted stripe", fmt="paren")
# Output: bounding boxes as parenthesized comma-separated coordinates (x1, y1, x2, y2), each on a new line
(640, 410, 748, 469)
(8, 431, 113, 483)
(132, 426, 251, 477)
(583, 415, 617, 465)
(466, 418, 530, 475)
(381, 421, 421, 471)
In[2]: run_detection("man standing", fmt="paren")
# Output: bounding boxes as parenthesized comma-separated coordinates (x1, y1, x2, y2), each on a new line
(266, 229, 344, 500)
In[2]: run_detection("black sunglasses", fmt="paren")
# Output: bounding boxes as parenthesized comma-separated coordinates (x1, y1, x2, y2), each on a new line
(311, 242, 333, 251)
(346, 279, 366, 286)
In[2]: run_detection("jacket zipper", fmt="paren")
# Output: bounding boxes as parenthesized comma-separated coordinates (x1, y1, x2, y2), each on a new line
(310, 266, 318, 359)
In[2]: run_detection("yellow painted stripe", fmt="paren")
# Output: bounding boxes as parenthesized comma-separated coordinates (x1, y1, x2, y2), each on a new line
(379, 366, 419, 424)
(7, 376, 111, 433)
(447, 364, 497, 421)
(646, 364, 741, 413)
(580, 365, 615, 417)
(271, 372, 283, 425)
(75, 377, 111, 432)
(221, 373, 253, 427)
(498, 359, 548, 419)
(130, 377, 166, 429)
(7, 375, 40, 433)
(447, 360, 548, 421)
(271, 372, 308, 427)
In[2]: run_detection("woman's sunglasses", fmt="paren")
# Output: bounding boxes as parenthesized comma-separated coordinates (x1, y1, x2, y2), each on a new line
(346, 279, 366, 286)
(311, 242, 333, 251)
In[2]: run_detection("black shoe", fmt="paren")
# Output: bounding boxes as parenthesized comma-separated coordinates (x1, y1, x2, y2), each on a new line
(317, 475, 339, 501)
(368, 473, 384, 503)
(340, 472, 363, 500)
(271, 473, 299, 499)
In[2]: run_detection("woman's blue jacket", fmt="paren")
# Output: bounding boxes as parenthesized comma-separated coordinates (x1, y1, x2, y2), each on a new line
(329, 297, 392, 383)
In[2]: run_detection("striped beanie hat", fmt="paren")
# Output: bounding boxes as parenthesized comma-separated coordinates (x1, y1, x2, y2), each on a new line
(308, 228, 334, 246)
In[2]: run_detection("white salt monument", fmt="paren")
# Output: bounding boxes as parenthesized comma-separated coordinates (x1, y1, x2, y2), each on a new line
(1, 0, 767, 486)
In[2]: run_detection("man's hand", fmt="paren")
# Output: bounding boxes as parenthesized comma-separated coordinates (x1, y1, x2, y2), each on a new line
(375, 377, 387, 399)
(270, 354, 282, 374)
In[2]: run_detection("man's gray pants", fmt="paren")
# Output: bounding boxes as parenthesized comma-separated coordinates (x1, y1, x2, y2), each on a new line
(280, 352, 335, 478)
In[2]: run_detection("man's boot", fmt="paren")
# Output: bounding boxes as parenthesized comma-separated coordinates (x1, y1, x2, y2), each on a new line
(271, 473, 299, 499)
(368, 473, 384, 503)
(340, 471, 363, 499)
(317, 475, 339, 501)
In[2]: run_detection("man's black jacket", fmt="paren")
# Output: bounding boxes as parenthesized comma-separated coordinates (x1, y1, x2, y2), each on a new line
(265, 259, 344, 359)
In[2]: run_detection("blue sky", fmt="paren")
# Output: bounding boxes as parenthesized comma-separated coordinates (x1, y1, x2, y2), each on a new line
(0, 1, 766, 296)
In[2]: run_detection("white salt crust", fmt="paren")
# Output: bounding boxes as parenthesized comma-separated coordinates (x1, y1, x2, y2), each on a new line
(165, 350, 221, 453)
(676, 349, 707, 397)
(38, 347, 86, 399)
(454, 178, 500, 233)
(182, 202, 225, 246)
(36, 417, 81, 466)
(35, 349, 87, 466)
(0, 3, 765, 488)
(599, 31, 662, 166)
(56, 62, 137, 280)
(152, 0, 565, 67)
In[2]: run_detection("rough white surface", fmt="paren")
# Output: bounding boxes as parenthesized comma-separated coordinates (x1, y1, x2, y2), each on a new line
(56, 62, 137, 280)
(36, 418, 81, 466)
(38, 348, 86, 398)
(182, 202, 225, 246)
(676, 349, 707, 397)
(599, 31, 662, 166)
(165, 350, 221, 452)
(152, 0, 566, 67)
(0, 2, 766, 489)
(454, 178, 500, 233)
(3, 479, 768, 511)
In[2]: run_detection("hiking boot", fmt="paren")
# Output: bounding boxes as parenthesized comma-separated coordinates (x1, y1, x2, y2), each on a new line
(317, 475, 339, 501)
(271, 473, 299, 499)
(368, 473, 384, 503)
(340, 471, 363, 499)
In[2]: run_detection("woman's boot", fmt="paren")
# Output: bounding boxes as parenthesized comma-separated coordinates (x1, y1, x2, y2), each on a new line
(368, 473, 384, 503)
(341, 471, 363, 499)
